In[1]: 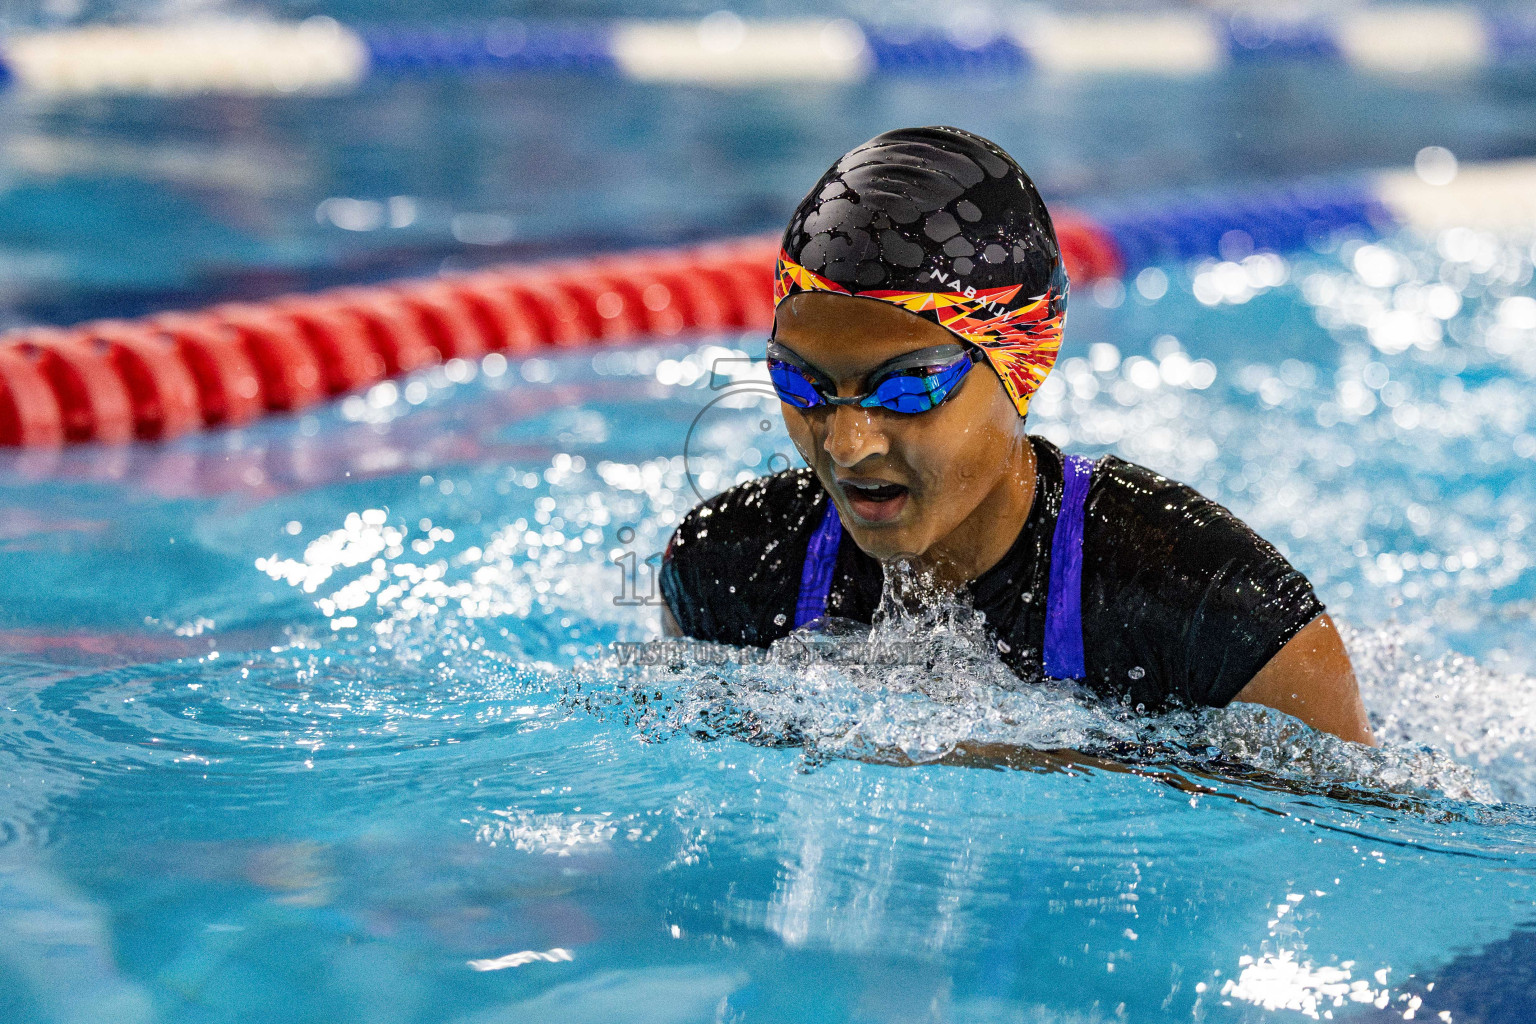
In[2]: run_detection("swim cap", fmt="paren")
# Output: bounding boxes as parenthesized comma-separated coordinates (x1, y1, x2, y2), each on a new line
(774, 125, 1067, 417)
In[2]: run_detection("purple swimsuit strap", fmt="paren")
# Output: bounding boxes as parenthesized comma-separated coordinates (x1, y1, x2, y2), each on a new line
(794, 498, 843, 629)
(1043, 453, 1094, 680)
(795, 454, 1092, 675)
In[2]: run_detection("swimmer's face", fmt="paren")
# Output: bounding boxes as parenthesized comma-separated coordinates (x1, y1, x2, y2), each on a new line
(773, 292, 1031, 570)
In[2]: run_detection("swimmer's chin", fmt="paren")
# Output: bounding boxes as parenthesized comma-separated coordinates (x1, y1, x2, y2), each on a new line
(844, 526, 955, 581)
(842, 524, 928, 564)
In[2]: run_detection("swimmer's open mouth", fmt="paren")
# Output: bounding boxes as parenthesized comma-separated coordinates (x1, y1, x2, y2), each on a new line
(842, 481, 907, 501)
(837, 478, 910, 523)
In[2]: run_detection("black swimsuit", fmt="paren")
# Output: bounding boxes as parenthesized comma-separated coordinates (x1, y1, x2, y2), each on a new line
(659, 436, 1325, 709)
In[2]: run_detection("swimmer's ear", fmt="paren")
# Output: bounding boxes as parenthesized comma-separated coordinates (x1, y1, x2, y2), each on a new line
(770, 296, 796, 335)
(973, 357, 1030, 430)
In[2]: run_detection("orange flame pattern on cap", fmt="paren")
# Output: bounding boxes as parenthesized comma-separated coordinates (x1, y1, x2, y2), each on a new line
(773, 250, 1064, 417)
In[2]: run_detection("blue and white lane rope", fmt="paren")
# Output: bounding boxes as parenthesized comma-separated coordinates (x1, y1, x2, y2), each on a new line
(5, 8, 1536, 95)
(1086, 156, 1536, 277)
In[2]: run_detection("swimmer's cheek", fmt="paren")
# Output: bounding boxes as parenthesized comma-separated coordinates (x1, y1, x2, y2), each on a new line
(661, 601, 684, 638)
(1229, 614, 1377, 746)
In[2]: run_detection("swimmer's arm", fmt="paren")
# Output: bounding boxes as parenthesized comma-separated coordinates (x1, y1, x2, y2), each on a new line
(661, 602, 683, 637)
(939, 745, 1127, 775)
(1230, 613, 1376, 746)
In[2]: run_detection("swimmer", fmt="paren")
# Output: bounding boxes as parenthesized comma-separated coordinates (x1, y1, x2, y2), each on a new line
(660, 126, 1374, 747)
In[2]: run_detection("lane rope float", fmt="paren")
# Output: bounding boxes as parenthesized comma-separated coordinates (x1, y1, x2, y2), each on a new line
(3, 159, 1534, 446)
(2, 9, 1536, 95)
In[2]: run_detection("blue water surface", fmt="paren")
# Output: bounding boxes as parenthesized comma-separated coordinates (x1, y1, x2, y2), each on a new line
(6, 1, 1536, 1020)
(4, 223, 1536, 1022)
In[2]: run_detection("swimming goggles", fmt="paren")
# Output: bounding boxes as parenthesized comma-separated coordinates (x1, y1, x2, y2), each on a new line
(766, 341, 980, 415)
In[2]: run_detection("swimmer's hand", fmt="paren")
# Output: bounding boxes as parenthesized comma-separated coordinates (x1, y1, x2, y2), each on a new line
(1230, 613, 1376, 746)
(936, 744, 1124, 775)
(934, 746, 1224, 801)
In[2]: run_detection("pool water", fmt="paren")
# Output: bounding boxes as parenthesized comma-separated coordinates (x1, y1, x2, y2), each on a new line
(4, 222, 1536, 1022)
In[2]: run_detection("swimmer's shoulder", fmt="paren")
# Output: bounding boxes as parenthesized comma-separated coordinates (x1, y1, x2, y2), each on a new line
(1077, 451, 1323, 707)
(1028, 436, 1233, 543)
(660, 468, 825, 645)
(1084, 454, 1279, 558)
(665, 467, 825, 564)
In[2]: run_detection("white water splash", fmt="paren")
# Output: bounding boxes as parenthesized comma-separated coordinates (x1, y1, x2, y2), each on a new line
(574, 575, 1499, 807)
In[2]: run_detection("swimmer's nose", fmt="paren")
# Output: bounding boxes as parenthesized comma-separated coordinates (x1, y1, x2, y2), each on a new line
(822, 404, 887, 468)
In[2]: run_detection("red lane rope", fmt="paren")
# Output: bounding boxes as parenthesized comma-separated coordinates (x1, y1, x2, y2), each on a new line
(0, 223, 1111, 446)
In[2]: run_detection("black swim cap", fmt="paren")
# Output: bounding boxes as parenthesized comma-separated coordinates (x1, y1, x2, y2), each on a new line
(774, 126, 1067, 416)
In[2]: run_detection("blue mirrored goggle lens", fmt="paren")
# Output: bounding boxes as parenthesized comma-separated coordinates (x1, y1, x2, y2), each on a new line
(768, 359, 825, 408)
(863, 375, 936, 414)
(769, 349, 976, 414)
(862, 356, 973, 414)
